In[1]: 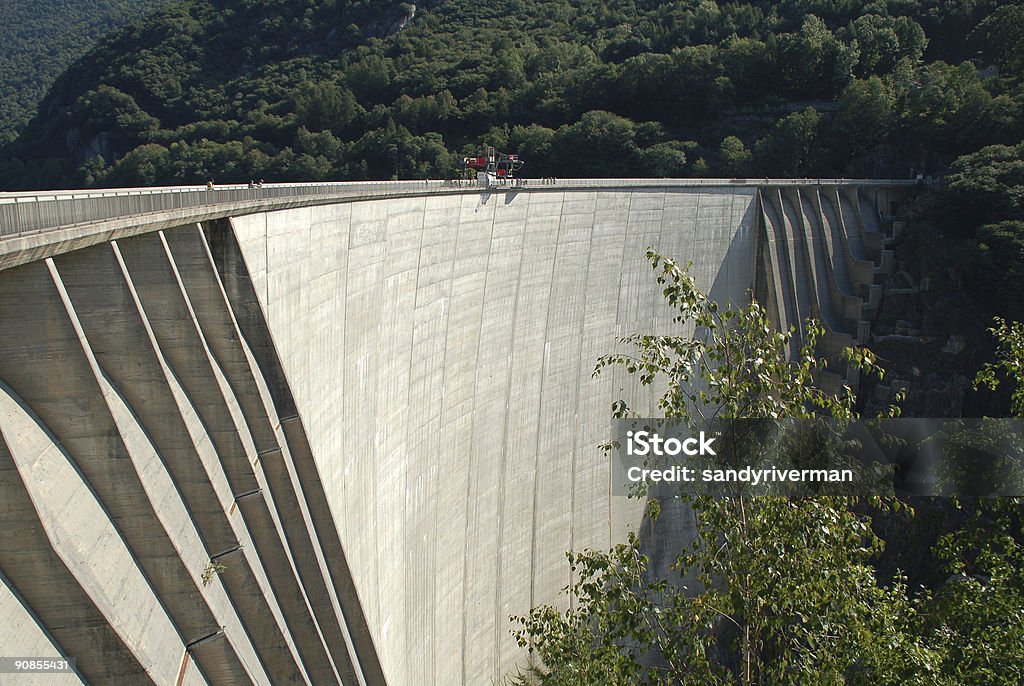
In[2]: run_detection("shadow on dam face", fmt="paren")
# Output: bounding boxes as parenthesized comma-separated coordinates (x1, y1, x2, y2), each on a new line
(0, 184, 899, 685)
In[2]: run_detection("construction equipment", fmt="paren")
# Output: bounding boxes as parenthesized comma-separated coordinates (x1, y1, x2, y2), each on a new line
(463, 146, 524, 186)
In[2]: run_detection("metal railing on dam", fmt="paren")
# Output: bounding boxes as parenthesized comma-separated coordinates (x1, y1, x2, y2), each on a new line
(0, 178, 918, 237)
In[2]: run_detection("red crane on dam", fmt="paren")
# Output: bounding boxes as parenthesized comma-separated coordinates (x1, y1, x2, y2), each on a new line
(463, 146, 524, 185)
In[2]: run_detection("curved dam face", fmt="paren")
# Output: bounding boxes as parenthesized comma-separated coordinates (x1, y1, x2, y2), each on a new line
(226, 188, 757, 685)
(0, 182, 903, 685)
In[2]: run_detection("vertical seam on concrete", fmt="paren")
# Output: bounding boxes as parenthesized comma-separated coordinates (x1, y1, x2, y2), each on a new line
(654, 190, 669, 333)
(728, 191, 739, 300)
(691, 190, 701, 276)
(406, 194, 428, 683)
(567, 190, 599, 610)
(263, 213, 269, 313)
(433, 192, 460, 686)
(338, 204, 355, 642)
(493, 190, 530, 678)
(457, 193, 475, 686)
(608, 190, 634, 545)
(461, 190, 498, 686)
(748, 189, 762, 290)
(490, 192, 509, 685)
(528, 189, 565, 615)
(369, 226, 382, 661)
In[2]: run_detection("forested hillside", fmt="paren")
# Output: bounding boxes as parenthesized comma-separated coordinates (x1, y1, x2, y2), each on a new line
(0, 0, 170, 145)
(1, 0, 1023, 189)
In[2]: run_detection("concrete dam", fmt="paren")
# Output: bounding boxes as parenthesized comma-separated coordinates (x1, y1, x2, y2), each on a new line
(0, 179, 911, 685)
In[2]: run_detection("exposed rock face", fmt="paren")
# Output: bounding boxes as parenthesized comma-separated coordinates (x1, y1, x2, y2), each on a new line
(363, 1, 439, 40)
(65, 127, 114, 164)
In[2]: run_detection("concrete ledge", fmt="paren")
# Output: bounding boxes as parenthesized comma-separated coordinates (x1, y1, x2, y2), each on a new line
(0, 180, 919, 271)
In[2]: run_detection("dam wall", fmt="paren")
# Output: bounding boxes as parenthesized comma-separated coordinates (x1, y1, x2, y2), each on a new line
(227, 187, 758, 685)
(0, 181, 908, 685)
